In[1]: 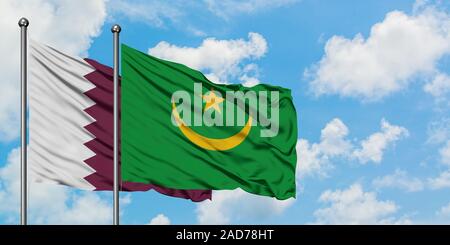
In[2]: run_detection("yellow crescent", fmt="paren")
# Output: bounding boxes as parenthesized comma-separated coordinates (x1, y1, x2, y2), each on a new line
(172, 103, 252, 151)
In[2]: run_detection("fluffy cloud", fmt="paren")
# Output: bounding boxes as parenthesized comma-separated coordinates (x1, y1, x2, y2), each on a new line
(424, 140, 450, 190)
(297, 118, 408, 177)
(318, 118, 353, 156)
(149, 32, 267, 85)
(306, 5, 450, 101)
(427, 118, 450, 181)
(296, 139, 328, 178)
(0, 0, 107, 142)
(352, 119, 409, 164)
(372, 169, 424, 192)
(424, 73, 450, 98)
(0, 148, 114, 224)
(148, 214, 171, 225)
(204, 0, 298, 19)
(196, 189, 294, 224)
(296, 118, 350, 177)
(427, 117, 450, 144)
(313, 184, 410, 224)
(439, 140, 450, 165)
(47, 192, 112, 225)
(437, 202, 450, 217)
(428, 170, 450, 189)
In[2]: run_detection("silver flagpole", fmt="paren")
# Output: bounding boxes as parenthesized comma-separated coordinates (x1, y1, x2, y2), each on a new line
(111, 24, 121, 226)
(18, 17, 29, 226)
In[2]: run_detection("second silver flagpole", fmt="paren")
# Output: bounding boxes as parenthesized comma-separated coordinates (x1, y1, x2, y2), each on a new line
(19, 17, 29, 226)
(112, 24, 121, 226)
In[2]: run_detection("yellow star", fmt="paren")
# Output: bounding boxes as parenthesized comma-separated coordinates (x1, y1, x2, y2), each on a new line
(202, 89, 224, 113)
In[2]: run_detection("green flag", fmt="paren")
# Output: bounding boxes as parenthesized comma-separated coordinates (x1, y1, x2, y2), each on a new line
(121, 44, 298, 200)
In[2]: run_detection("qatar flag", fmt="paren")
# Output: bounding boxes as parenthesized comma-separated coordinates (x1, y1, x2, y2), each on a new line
(28, 40, 211, 202)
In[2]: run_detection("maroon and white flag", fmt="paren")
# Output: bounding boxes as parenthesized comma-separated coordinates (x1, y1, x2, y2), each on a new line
(28, 40, 211, 202)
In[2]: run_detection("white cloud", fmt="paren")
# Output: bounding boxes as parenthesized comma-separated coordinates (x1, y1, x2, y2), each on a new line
(239, 64, 262, 87)
(240, 75, 261, 87)
(427, 117, 450, 144)
(306, 6, 450, 101)
(149, 32, 267, 85)
(148, 214, 171, 225)
(439, 140, 450, 165)
(372, 169, 424, 192)
(196, 189, 294, 224)
(428, 170, 450, 189)
(0, 148, 115, 224)
(318, 118, 352, 156)
(352, 119, 409, 164)
(313, 183, 410, 224)
(424, 73, 450, 98)
(0, 148, 23, 216)
(426, 119, 450, 172)
(296, 139, 329, 178)
(0, 0, 107, 142)
(296, 118, 350, 178)
(297, 118, 408, 177)
(204, 0, 298, 19)
(48, 192, 111, 225)
(437, 202, 450, 217)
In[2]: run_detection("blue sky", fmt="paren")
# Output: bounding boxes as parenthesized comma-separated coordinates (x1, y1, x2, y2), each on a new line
(1, 0, 450, 224)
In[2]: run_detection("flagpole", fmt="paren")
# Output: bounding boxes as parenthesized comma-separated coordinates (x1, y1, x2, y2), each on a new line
(18, 17, 29, 226)
(112, 24, 121, 226)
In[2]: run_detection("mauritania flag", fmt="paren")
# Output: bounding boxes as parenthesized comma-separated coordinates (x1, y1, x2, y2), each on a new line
(28, 41, 211, 202)
(121, 45, 298, 200)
